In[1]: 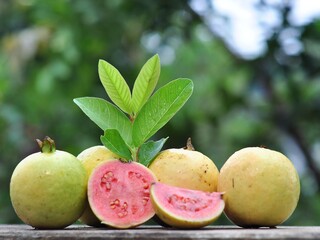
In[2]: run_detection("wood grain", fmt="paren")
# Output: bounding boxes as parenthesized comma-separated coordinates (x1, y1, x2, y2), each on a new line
(1, 225, 319, 240)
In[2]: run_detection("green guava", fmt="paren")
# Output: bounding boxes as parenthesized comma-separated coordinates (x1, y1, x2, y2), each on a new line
(77, 145, 119, 227)
(10, 137, 87, 229)
(150, 182, 225, 229)
(87, 159, 157, 229)
(218, 147, 300, 228)
(149, 138, 219, 192)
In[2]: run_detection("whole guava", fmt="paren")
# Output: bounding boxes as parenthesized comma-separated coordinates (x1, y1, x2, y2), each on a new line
(10, 137, 87, 229)
(218, 147, 300, 228)
(149, 138, 219, 192)
(77, 145, 119, 226)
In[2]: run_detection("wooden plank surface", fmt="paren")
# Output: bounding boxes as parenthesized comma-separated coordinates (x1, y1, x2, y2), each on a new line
(0, 225, 320, 240)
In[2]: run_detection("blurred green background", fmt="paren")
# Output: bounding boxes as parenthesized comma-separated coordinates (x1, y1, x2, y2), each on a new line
(1, 0, 320, 225)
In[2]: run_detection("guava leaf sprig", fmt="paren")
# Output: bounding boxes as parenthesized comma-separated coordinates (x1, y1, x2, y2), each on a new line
(100, 129, 132, 160)
(98, 59, 132, 115)
(132, 78, 193, 147)
(138, 138, 168, 167)
(73, 97, 132, 145)
(131, 54, 160, 116)
(74, 54, 193, 166)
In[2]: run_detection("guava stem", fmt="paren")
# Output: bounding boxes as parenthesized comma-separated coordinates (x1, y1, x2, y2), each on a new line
(131, 147, 139, 162)
(36, 136, 56, 153)
(129, 115, 135, 123)
(184, 137, 195, 151)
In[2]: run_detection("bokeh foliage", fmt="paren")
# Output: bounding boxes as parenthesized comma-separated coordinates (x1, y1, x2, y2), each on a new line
(1, 0, 320, 225)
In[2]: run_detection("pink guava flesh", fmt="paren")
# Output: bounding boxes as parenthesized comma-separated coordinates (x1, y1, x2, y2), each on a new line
(88, 160, 157, 228)
(152, 182, 224, 221)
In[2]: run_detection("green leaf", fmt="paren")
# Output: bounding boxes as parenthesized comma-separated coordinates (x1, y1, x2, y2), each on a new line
(98, 59, 132, 114)
(138, 137, 168, 167)
(101, 129, 132, 161)
(132, 78, 193, 147)
(131, 54, 160, 114)
(73, 97, 132, 145)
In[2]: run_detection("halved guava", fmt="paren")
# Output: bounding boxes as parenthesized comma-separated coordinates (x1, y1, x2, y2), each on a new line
(77, 145, 120, 227)
(150, 182, 224, 229)
(88, 159, 157, 229)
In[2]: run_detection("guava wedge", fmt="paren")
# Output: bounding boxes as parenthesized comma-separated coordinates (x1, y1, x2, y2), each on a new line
(150, 182, 225, 229)
(87, 159, 157, 229)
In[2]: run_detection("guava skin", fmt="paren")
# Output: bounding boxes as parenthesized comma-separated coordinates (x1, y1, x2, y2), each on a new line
(10, 150, 87, 229)
(218, 147, 300, 228)
(149, 148, 219, 192)
(77, 145, 119, 227)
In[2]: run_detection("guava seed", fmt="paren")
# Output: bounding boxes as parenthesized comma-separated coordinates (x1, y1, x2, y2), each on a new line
(142, 197, 150, 206)
(100, 171, 117, 191)
(167, 194, 211, 212)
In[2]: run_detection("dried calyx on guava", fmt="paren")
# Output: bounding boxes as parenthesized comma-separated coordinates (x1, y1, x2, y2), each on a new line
(150, 182, 225, 229)
(10, 137, 87, 229)
(77, 145, 119, 227)
(149, 138, 219, 192)
(87, 159, 157, 228)
(218, 147, 300, 228)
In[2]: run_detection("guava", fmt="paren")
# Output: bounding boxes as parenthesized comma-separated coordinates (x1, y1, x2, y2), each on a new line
(218, 147, 300, 228)
(77, 145, 119, 227)
(10, 137, 87, 229)
(150, 182, 225, 229)
(87, 159, 157, 229)
(149, 138, 219, 192)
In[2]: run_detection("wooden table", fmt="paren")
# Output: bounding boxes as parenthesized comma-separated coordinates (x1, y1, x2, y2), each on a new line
(0, 225, 319, 239)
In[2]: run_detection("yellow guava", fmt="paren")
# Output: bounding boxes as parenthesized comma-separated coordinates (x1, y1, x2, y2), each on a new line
(10, 137, 87, 229)
(149, 138, 219, 192)
(218, 147, 300, 227)
(77, 145, 119, 226)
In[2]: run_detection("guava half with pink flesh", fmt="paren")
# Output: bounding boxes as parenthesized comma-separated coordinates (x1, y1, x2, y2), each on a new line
(88, 159, 157, 228)
(150, 182, 225, 228)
